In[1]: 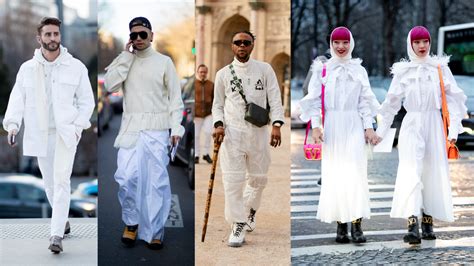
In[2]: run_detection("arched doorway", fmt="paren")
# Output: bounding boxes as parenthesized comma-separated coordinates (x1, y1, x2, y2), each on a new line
(271, 53, 290, 116)
(215, 15, 250, 72)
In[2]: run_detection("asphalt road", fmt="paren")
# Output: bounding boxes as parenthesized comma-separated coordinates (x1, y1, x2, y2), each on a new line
(97, 114, 194, 265)
(291, 128, 474, 264)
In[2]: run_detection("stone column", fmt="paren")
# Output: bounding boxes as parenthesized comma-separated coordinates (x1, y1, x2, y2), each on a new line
(196, 5, 211, 67)
(249, 0, 265, 60)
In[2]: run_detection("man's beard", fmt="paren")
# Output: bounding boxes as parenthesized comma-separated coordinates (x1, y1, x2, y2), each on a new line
(236, 52, 250, 62)
(41, 40, 60, 52)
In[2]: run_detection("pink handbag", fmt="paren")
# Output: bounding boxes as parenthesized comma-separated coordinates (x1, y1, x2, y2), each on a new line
(303, 64, 326, 161)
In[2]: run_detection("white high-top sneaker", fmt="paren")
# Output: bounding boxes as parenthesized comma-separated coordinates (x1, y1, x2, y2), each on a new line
(246, 208, 256, 232)
(228, 222, 246, 247)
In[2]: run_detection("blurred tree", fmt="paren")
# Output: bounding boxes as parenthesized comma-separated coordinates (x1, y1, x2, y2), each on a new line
(437, 0, 455, 27)
(380, 0, 402, 76)
(98, 29, 123, 73)
(292, 0, 474, 79)
(0, 46, 11, 114)
(154, 17, 195, 78)
(321, 0, 363, 33)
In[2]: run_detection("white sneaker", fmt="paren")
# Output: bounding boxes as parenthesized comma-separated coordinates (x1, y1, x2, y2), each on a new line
(228, 222, 246, 247)
(246, 209, 256, 232)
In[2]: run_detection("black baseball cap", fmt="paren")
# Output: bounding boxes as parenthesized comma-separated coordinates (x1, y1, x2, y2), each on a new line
(129, 17, 152, 31)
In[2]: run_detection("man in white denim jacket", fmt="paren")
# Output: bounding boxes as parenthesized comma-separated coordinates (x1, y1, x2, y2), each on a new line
(2, 17, 95, 254)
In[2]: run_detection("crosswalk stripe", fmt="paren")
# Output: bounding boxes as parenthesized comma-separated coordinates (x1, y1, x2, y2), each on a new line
(452, 197, 474, 205)
(291, 185, 395, 194)
(291, 176, 320, 181)
(291, 212, 392, 219)
(291, 201, 474, 213)
(291, 180, 321, 186)
(291, 191, 394, 202)
(291, 169, 320, 174)
(291, 187, 320, 194)
(291, 201, 393, 213)
(291, 206, 474, 219)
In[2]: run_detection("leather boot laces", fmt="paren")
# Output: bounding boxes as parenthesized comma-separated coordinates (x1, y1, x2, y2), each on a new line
(352, 218, 362, 224)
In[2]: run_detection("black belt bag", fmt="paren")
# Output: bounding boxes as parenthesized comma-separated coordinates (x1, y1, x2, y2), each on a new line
(245, 102, 269, 127)
(229, 64, 270, 127)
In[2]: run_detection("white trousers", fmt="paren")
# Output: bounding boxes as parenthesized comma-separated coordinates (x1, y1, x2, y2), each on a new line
(37, 131, 77, 237)
(219, 125, 270, 224)
(114, 130, 171, 243)
(194, 115, 213, 157)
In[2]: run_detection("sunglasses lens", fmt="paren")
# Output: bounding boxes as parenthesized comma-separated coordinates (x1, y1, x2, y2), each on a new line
(130, 31, 148, 40)
(138, 31, 148, 40)
(233, 40, 252, 47)
(130, 32, 138, 40)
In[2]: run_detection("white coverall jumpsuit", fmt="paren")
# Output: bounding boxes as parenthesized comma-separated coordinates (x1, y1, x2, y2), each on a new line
(212, 58, 285, 224)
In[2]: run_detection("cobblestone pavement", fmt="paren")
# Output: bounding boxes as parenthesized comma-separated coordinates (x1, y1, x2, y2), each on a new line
(291, 128, 474, 265)
(293, 246, 474, 265)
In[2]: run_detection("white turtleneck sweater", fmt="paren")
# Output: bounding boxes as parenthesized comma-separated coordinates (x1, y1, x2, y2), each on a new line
(212, 58, 285, 129)
(104, 46, 184, 148)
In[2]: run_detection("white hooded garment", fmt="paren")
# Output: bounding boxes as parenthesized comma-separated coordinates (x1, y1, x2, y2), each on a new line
(376, 31, 467, 222)
(3, 46, 95, 156)
(299, 33, 380, 223)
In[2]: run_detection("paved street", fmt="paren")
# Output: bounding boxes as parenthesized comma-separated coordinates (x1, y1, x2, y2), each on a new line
(0, 218, 97, 265)
(195, 118, 291, 266)
(98, 115, 194, 265)
(291, 128, 474, 264)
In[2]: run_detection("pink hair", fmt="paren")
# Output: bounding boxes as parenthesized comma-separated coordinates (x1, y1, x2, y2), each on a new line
(331, 27, 351, 42)
(410, 26, 431, 42)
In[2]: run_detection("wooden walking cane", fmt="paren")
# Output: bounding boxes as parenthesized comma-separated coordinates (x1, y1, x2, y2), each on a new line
(201, 138, 222, 242)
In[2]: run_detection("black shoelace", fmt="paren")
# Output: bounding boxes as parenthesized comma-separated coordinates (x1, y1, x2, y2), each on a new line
(234, 223, 246, 237)
(248, 213, 255, 223)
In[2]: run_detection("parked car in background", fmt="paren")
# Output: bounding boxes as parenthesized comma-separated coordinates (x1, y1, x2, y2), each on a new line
(98, 76, 113, 137)
(72, 179, 98, 199)
(291, 78, 306, 129)
(453, 75, 474, 148)
(0, 174, 96, 218)
(109, 89, 124, 114)
(172, 76, 195, 190)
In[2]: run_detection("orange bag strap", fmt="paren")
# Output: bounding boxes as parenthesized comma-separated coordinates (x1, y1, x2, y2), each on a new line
(437, 65, 450, 145)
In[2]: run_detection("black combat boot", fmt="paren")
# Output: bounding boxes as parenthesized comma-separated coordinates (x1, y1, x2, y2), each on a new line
(403, 215, 421, 244)
(335, 221, 350, 243)
(421, 213, 436, 240)
(350, 218, 367, 243)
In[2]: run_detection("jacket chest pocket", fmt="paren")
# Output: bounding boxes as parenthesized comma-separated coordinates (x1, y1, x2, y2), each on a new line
(58, 73, 80, 104)
(22, 78, 36, 107)
(247, 76, 266, 103)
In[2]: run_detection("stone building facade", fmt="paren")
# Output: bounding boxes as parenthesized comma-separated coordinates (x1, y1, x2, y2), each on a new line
(195, 0, 290, 115)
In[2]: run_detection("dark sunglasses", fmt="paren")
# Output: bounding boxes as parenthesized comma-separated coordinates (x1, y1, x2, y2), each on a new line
(233, 40, 252, 47)
(129, 31, 148, 40)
